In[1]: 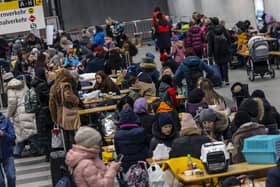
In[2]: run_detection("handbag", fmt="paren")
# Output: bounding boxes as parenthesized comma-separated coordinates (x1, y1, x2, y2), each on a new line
(51, 124, 63, 149)
(60, 83, 81, 130)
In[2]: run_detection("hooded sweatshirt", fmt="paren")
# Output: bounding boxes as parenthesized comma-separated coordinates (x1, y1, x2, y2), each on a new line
(66, 144, 117, 187)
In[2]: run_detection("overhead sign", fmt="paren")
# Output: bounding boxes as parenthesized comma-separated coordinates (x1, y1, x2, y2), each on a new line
(0, 0, 45, 35)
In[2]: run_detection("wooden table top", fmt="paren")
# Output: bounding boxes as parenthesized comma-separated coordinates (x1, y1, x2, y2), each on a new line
(146, 158, 168, 165)
(269, 51, 280, 56)
(237, 51, 250, 56)
(177, 162, 275, 184)
(79, 105, 117, 115)
(147, 95, 187, 104)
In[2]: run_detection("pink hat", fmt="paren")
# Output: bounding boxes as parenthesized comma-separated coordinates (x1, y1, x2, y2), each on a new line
(180, 113, 197, 130)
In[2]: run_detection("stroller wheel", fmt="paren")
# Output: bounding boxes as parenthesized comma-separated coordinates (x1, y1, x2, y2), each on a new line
(249, 71, 255, 81)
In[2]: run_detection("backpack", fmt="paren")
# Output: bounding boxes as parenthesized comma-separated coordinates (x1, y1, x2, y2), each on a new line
(55, 176, 76, 187)
(129, 43, 138, 57)
(188, 63, 203, 88)
(126, 161, 149, 187)
(214, 33, 230, 56)
(24, 88, 40, 113)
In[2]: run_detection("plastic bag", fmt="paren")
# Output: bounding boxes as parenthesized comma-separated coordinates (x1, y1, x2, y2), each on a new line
(83, 90, 101, 100)
(101, 114, 117, 136)
(148, 163, 169, 187)
(51, 125, 63, 149)
(152, 144, 171, 161)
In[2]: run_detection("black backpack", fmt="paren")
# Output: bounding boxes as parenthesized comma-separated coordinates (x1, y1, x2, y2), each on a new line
(214, 33, 230, 56)
(188, 63, 203, 88)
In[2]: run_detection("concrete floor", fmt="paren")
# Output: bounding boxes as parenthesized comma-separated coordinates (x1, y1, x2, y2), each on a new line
(134, 44, 280, 110)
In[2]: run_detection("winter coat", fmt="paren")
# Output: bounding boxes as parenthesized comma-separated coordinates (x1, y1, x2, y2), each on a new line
(169, 128, 211, 159)
(186, 25, 204, 53)
(140, 61, 159, 85)
(232, 122, 266, 163)
(92, 32, 105, 46)
(162, 57, 179, 73)
(134, 73, 156, 97)
(149, 115, 178, 154)
(207, 24, 232, 65)
(31, 77, 53, 147)
(85, 57, 105, 73)
(105, 52, 125, 74)
(66, 145, 117, 187)
(49, 69, 80, 129)
(266, 161, 280, 187)
(155, 20, 171, 49)
(114, 125, 149, 172)
(137, 113, 155, 144)
(173, 56, 213, 91)
(0, 114, 16, 160)
(7, 78, 37, 143)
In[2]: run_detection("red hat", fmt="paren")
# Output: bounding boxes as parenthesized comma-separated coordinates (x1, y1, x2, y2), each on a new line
(160, 53, 168, 62)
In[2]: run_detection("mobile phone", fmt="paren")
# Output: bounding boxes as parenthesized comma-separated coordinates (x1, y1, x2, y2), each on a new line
(115, 154, 124, 162)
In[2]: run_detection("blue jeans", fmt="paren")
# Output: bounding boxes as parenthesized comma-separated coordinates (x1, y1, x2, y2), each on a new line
(0, 157, 16, 187)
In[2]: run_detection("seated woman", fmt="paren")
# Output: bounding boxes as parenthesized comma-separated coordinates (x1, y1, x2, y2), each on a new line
(93, 71, 120, 94)
(198, 108, 229, 141)
(232, 111, 267, 163)
(197, 78, 226, 111)
(149, 112, 178, 155)
(66, 127, 120, 186)
(185, 88, 208, 117)
(169, 113, 211, 159)
(114, 108, 149, 172)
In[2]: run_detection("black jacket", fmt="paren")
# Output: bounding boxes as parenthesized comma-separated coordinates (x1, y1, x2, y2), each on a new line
(169, 128, 211, 159)
(155, 20, 171, 49)
(137, 113, 155, 144)
(207, 24, 232, 65)
(31, 77, 53, 151)
(266, 160, 280, 187)
(85, 57, 105, 73)
(105, 52, 125, 74)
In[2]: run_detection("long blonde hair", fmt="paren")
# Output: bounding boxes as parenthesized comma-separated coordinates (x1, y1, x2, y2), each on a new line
(198, 78, 225, 107)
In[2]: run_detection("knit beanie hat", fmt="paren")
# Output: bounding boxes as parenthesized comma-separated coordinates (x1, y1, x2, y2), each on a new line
(188, 88, 205, 103)
(133, 97, 148, 114)
(75, 127, 102, 148)
(199, 108, 217, 122)
(119, 108, 140, 125)
(158, 112, 174, 127)
(251, 89, 265, 99)
(181, 113, 197, 130)
(234, 111, 251, 129)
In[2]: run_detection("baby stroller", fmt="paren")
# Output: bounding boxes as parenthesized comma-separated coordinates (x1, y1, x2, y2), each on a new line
(247, 36, 275, 81)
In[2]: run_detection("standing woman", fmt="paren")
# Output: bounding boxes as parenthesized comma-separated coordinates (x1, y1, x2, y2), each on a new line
(49, 69, 80, 150)
(31, 68, 53, 161)
(93, 71, 120, 94)
(7, 77, 39, 157)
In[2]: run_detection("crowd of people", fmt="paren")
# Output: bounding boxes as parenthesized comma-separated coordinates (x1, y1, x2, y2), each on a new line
(0, 7, 280, 187)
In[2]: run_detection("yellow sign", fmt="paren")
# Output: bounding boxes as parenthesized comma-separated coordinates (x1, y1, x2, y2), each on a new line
(34, 0, 43, 6)
(28, 8, 34, 14)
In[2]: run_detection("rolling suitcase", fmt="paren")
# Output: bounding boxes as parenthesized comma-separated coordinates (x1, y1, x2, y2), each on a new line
(50, 128, 67, 186)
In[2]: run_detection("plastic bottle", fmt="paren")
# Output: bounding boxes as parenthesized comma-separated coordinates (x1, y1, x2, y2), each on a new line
(187, 154, 193, 170)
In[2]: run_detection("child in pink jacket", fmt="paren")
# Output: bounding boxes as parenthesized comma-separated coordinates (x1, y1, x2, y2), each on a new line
(171, 40, 186, 63)
(66, 126, 120, 187)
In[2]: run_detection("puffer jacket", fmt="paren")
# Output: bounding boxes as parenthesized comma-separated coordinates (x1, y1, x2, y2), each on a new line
(140, 60, 160, 85)
(186, 25, 204, 52)
(7, 78, 37, 143)
(232, 122, 266, 163)
(66, 145, 117, 187)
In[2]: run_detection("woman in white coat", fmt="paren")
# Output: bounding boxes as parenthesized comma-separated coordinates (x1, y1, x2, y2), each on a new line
(7, 77, 39, 157)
